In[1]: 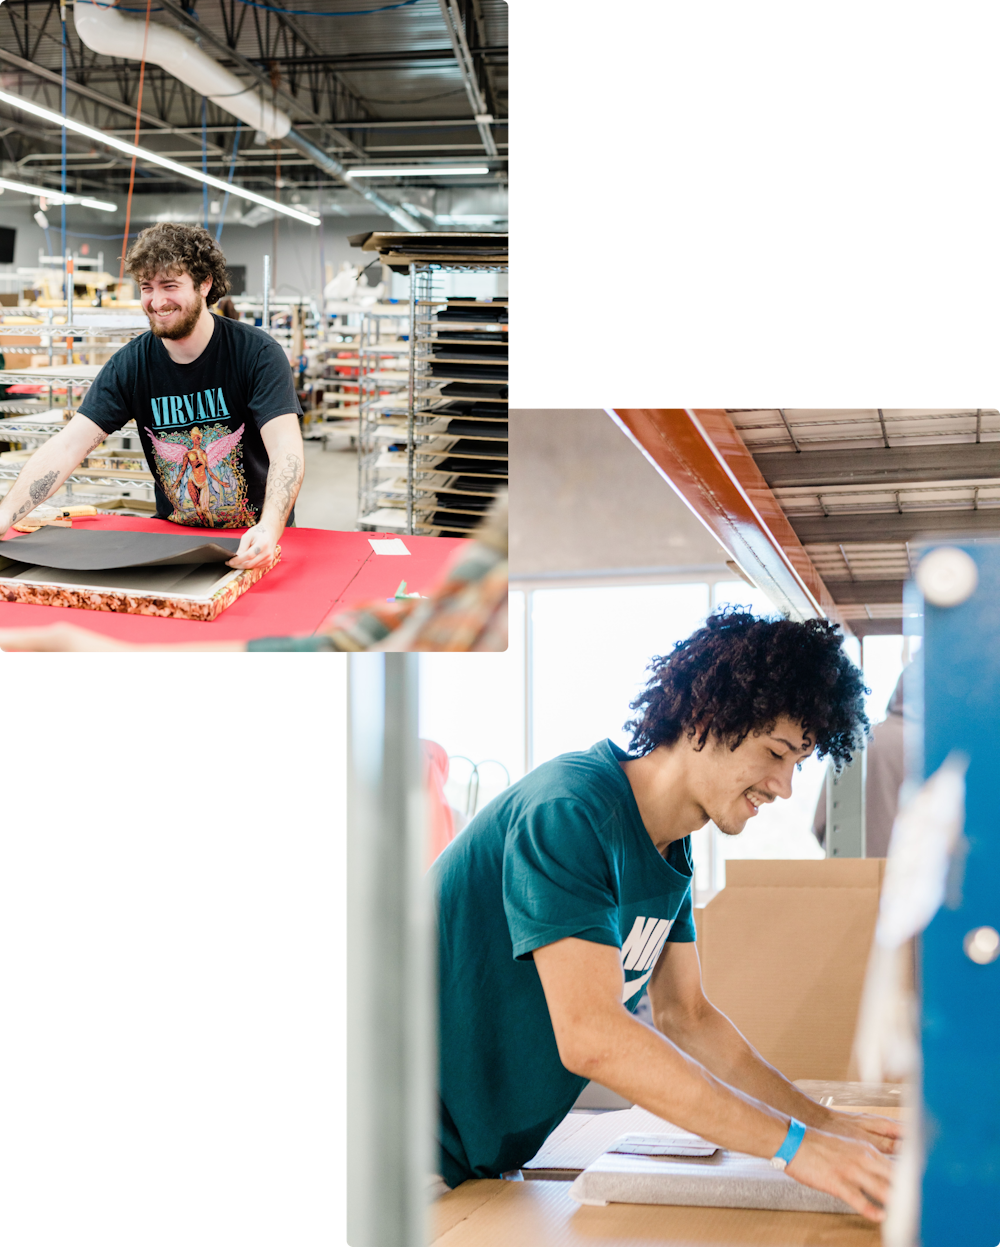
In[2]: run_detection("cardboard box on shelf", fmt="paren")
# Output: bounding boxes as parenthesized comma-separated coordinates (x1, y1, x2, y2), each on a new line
(0, 334, 43, 348)
(697, 859, 888, 1082)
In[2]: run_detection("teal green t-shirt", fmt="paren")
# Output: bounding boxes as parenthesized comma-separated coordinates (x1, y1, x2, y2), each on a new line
(433, 738, 696, 1188)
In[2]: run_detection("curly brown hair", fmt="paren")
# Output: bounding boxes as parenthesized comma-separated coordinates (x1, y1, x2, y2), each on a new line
(124, 223, 231, 305)
(624, 607, 870, 770)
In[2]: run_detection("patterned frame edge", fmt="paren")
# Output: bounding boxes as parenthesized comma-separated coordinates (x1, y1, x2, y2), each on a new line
(0, 547, 281, 622)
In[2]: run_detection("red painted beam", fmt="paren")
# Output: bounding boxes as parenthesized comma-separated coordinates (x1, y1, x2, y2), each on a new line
(608, 408, 846, 628)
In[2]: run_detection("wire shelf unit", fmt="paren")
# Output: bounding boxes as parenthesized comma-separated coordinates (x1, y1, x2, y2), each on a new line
(356, 260, 508, 537)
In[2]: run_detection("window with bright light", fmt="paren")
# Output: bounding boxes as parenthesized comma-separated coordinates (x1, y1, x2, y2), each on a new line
(712, 579, 781, 615)
(419, 591, 525, 821)
(529, 584, 711, 765)
(863, 634, 921, 724)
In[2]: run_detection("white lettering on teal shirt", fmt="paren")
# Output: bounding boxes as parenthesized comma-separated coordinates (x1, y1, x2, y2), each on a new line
(620, 915, 674, 1003)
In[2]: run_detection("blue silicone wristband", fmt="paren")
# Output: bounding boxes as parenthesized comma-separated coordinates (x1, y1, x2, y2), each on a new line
(773, 1118, 807, 1166)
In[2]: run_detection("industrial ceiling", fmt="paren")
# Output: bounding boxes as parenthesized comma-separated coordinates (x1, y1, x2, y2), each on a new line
(727, 409, 1000, 637)
(0, 0, 507, 225)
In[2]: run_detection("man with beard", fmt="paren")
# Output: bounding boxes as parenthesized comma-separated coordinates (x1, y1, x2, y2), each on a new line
(0, 224, 303, 569)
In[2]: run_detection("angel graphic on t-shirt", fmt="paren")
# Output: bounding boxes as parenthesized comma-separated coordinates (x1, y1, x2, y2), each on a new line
(147, 423, 253, 528)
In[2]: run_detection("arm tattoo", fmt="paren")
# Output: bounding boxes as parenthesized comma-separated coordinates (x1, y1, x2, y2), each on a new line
(29, 471, 59, 506)
(264, 452, 302, 525)
(3, 470, 59, 526)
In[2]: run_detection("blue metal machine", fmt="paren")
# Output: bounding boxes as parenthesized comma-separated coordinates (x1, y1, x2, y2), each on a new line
(919, 541, 1000, 1246)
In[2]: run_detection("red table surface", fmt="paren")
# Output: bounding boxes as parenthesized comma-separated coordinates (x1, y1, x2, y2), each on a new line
(0, 516, 468, 643)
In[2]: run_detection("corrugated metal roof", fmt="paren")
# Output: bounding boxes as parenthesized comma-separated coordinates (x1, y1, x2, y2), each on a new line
(727, 408, 1000, 637)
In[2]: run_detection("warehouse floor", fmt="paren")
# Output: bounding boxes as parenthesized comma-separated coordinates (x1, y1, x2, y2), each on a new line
(295, 441, 358, 532)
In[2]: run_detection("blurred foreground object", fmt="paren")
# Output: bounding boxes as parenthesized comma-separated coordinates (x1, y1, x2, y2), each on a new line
(862, 539, 1000, 1246)
(422, 740, 456, 867)
(853, 754, 967, 1247)
(348, 655, 433, 1247)
(318, 491, 507, 653)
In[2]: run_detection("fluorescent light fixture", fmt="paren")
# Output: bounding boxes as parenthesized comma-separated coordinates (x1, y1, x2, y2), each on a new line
(0, 175, 117, 212)
(346, 167, 490, 178)
(0, 88, 320, 227)
(434, 214, 507, 225)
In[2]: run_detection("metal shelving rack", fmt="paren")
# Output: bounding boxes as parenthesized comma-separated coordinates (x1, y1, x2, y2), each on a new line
(0, 314, 155, 510)
(354, 258, 506, 536)
(357, 307, 415, 529)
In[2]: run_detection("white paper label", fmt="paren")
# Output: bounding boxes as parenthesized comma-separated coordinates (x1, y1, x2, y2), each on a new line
(369, 538, 410, 556)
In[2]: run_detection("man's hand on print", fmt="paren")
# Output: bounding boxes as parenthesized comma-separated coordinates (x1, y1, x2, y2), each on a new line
(227, 523, 277, 570)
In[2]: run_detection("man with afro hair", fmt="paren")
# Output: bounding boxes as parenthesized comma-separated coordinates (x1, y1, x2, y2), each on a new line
(433, 608, 900, 1221)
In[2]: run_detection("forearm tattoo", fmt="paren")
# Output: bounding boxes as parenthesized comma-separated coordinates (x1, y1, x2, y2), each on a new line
(264, 452, 302, 524)
(5, 469, 59, 524)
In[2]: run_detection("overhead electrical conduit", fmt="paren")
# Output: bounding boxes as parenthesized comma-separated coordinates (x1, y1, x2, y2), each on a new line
(73, 0, 424, 231)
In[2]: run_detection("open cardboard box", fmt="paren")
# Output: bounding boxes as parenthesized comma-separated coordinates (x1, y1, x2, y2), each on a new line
(696, 859, 901, 1082)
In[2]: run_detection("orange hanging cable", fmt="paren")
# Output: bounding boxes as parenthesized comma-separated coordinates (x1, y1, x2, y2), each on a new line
(118, 0, 153, 285)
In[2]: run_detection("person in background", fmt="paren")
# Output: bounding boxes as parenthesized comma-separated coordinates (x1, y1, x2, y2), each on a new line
(423, 741, 458, 868)
(0, 493, 508, 653)
(215, 296, 239, 320)
(812, 667, 908, 857)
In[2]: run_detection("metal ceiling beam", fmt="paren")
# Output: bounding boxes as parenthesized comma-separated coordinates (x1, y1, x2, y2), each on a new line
(246, 46, 506, 70)
(0, 46, 180, 134)
(608, 408, 846, 627)
(435, 0, 497, 158)
(851, 618, 915, 639)
(0, 114, 159, 183)
(96, 117, 508, 135)
(757, 444, 1000, 488)
(281, 129, 422, 231)
(825, 580, 906, 605)
(792, 511, 1000, 544)
(297, 118, 508, 130)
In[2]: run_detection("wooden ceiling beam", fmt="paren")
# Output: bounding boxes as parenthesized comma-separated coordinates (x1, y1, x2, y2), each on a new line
(607, 408, 847, 629)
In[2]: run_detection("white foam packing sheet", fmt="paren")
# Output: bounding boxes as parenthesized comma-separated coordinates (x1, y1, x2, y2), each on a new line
(570, 1149, 855, 1215)
(528, 1107, 865, 1214)
(609, 1133, 718, 1157)
(523, 1106, 711, 1172)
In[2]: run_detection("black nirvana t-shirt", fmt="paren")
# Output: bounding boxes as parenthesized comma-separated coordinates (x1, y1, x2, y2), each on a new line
(79, 315, 302, 528)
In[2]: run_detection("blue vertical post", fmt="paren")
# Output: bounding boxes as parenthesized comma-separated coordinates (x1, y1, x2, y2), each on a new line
(216, 121, 241, 243)
(60, 5, 67, 279)
(202, 97, 209, 230)
(317, 183, 326, 322)
(919, 540, 1000, 1247)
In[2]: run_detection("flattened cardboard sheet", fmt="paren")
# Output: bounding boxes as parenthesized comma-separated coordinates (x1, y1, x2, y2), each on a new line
(2, 528, 241, 571)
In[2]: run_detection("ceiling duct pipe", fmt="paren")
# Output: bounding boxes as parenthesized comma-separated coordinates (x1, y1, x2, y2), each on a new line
(73, 0, 424, 231)
(281, 130, 422, 232)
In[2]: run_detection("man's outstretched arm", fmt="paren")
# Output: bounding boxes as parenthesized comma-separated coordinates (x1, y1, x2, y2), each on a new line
(0, 414, 109, 536)
(228, 413, 304, 570)
(647, 939, 901, 1154)
(532, 936, 894, 1223)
